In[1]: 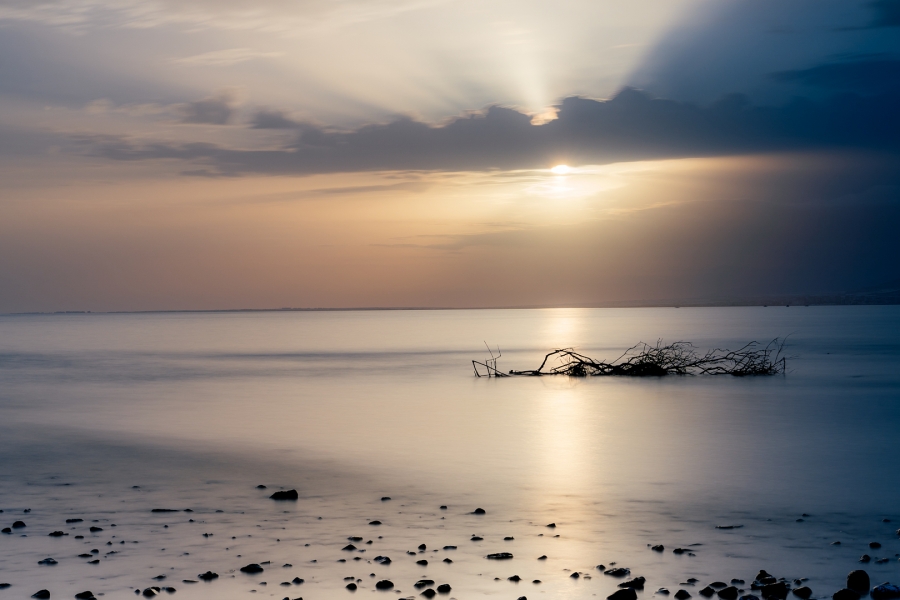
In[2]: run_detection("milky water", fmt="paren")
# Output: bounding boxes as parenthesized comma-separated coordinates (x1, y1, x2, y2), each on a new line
(0, 307, 899, 599)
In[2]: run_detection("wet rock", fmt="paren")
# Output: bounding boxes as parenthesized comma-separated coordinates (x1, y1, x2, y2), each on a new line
(732, 580, 745, 585)
(48, 531, 66, 537)
(416, 560, 428, 566)
(437, 584, 451, 593)
(346, 583, 357, 591)
(142, 588, 159, 598)
(38, 558, 58, 566)
(151, 509, 178, 513)
(546, 523, 556, 528)
(256, 484, 267, 489)
(860, 555, 872, 564)
(486, 552, 513, 559)
(418, 543, 426, 550)
(847, 571, 870, 594)
(197, 571, 218, 581)
(659, 589, 670, 594)
(619, 577, 646, 590)
(718, 587, 739, 600)
(740, 596, 761, 600)
(833, 541, 842, 545)
(571, 573, 580, 579)
(443, 546, 457, 550)
(504, 536, 514, 541)
(375, 580, 393, 590)
(473, 508, 486, 515)
(89, 527, 103, 532)
(373, 556, 391, 564)
(32, 591, 50, 599)
(369, 521, 382, 526)
(675, 590, 692, 600)
(762, 582, 789, 600)
(870, 542, 882, 549)
(652, 545, 665, 552)
(421, 590, 436, 599)
(0, 584, 10, 589)
(605, 568, 631, 577)
(12, 521, 25, 528)
(792, 587, 812, 599)
(440, 506, 447, 510)
(75, 593, 95, 600)
(700, 587, 716, 597)
(609, 589, 639, 600)
(415, 580, 435, 589)
(756, 572, 772, 581)
(292, 578, 303, 585)
(443, 558, 452, 563)
(1, 528, 10, 534)
(715, 525, 743, 529)
(673, 548, 688, 555)
(240, 564, 264, 574)
(872, 584, 900, 600)
(833, 589, 860, 600)
(510, 575, 522, 582)
(269, 490, 299, 501)
(348, 536, 363, 541)
(711, 583, 728, 589)
(342, 544, 357, 551)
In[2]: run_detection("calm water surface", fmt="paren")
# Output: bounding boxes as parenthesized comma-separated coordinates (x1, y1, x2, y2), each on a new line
(0, 307, 898, 598)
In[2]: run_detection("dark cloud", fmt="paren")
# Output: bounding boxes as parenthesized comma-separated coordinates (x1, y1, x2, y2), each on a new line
(180, 94, 235, 125)
(770, 58, 900, 93)
(249, 109, 301, 129)
(82, 87, 900, 176)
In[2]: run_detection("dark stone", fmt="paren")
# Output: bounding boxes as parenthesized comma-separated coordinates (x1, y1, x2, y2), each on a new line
(381, 497, 391, 501)
(269, 490, 298, 501)
(619, 577, 646, 590)
(872, 584, 900, 600)
(869, 542, 881, 549)
(674, 548, 688, 554)
(415, 580, 435, 589)
(860, 555, 871, 563)
(292, 578, 303, 584)
(756, 572, 772, 581)
(733, 581, 746, 585)
(375, 580, 394, 590)
(12, 521, 25, 528)
(442, 558, 452, 563)
(470, 536, 483, 541)
(510, 575, 522, 581)
(89, 527, 103, 532)
(0, 584, 10, 589)
(759, 578, 777, 586)
(48, 531, 66, 537)
(256, 484, 266, 489)
(652, 545, 665, 552)
(142, 589, 159, 598)
(715, 525, 743, 529)
(659, 589, 670, 595)
(571, 572, 580, 579)
(847, 571, 870, 594)
(712, 583, 729, 589)
(605, 568, 631, 577)
(762, 582, 789, 600)
(38, 558, 58, 566)
(546, 523, 556, 528)
(348, 536, 363, 541)
(486, 552, 513, 559)
(504, 536, 515, 541)
(418, 544, 426, 550)
(150, 509, 178, 513)
(346, 583, 357, 591)
(1, 528, 10, 534)
(740, 596, 761, 600)
(416, 560, 428, 565)
(32, 591, 50, 599)
(421, 590, 436, 599)
(369, 521, 382, 526)
(675, 590, 692, 600)
(443, 546, 456, 550)
(833, 589, 860, 600)
(833, 542, 842, 545)
(342, 544, 356, 551)
(473, 508, 486, 515)
(440, 506, 447, 510)
(198, 571, 218, 581)
(75, 594, 95, 600)
(436, 584, 451, 593)
(240, 564, 264, 574)
(792, 587, 812, 600)
(609, 589, 639, 600)
(700, 587, 716, 597)
(719, 587, 739, 600)
(66, 519, 83, 523)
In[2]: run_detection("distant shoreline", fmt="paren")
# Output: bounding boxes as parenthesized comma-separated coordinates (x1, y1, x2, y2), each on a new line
(4, 297, 899, 317)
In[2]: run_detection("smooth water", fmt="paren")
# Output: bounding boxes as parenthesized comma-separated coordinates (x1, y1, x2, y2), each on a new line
(0, 307, 899, 599)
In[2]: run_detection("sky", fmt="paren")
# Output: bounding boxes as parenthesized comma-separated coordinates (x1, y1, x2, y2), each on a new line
(1, 0, 899, 311)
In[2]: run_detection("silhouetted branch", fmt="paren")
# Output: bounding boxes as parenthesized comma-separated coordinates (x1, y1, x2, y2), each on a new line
(475, 338, 788, 377)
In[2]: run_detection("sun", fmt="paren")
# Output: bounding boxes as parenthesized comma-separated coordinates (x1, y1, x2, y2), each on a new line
(551, 164, 571, 175)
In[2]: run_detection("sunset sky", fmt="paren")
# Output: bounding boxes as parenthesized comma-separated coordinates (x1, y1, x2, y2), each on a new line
(1, 0, 899, 312)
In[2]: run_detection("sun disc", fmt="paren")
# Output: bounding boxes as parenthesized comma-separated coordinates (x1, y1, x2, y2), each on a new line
(551, 164, 570, 175)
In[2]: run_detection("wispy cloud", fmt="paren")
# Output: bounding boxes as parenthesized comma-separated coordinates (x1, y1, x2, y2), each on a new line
(173, 48, 284, 67)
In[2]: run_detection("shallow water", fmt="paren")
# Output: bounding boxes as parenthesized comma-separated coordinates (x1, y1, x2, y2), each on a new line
(0, 307, 899, 598)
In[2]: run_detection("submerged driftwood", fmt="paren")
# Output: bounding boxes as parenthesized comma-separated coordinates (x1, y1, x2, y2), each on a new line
(473, 339, 788, 378)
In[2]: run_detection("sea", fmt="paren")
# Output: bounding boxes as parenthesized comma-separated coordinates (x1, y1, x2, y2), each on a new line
(0, 306, 898, 599)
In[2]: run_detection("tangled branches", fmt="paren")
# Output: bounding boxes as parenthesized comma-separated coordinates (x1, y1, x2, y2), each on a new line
(472, 338, 788, 378)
